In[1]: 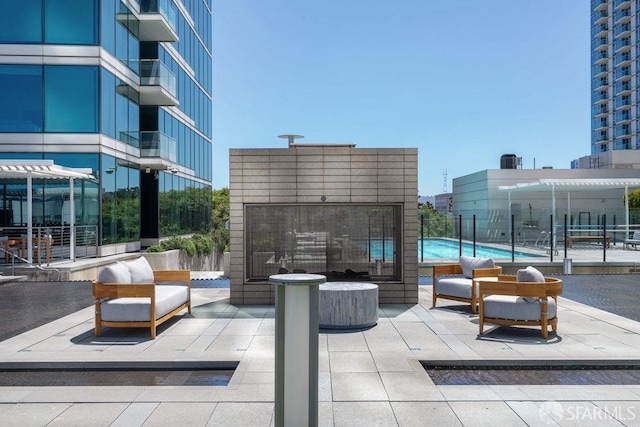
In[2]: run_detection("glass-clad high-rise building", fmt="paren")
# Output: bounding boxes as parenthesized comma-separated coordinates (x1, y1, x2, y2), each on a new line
(577, 0, 640, 168)
(0, 0, 212, 256)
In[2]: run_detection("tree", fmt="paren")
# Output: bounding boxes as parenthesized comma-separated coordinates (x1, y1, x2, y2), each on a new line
(418, 202, 453, 238)
(211, 187, 230, 253)
(626, 189, 640, 224)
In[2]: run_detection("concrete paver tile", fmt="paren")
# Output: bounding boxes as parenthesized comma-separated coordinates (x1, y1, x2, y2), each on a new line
(329, 351, 377, 373)
(0, 402, 71, 427)
(207, 402, 273, 427)
(332, 401, 397, 427)
(326, 332, 368, 352)
(448, 401, 527, 426)
(142, 402, 216, 427)
(46, 402, 130, 427)
(380, 371, 445, 401)
(331, 372, 388, 401)
(390, 401, 462, 427)
(111, 402, 158, 427)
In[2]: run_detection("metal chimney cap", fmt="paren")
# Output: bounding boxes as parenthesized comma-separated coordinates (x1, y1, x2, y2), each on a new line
(278, 134, 304, 147)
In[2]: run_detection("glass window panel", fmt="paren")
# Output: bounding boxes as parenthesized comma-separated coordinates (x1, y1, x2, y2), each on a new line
(0, 65, 43, 132)
(45, 153, 100, 227)
(45, 0, 98, 45)
(0, 0, 42, 43)
(101, 69, 116, 138)
(100, 0, 116, 54)
(45, 66, 98, 132)
(115, 79, 129, 143)
(101, 155, 117, 244)
(128, 166, 140, 240)
(128, 99, 139, 137)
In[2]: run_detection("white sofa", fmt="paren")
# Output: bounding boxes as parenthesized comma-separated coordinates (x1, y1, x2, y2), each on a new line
(93, 257, 191, 339)
(432, 256, 502, 313)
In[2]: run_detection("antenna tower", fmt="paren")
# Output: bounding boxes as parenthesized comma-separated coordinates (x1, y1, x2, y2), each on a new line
(442, 169, 448, 193)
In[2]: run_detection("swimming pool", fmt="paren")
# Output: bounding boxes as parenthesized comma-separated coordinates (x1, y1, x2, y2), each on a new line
(418, 239, 541, 259)
(355, 238, 541, 260)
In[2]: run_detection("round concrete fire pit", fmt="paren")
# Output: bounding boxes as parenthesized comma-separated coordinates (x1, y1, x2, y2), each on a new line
(319, 282, 378, 329)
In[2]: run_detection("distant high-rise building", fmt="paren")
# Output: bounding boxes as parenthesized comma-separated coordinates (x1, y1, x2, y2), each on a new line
(574, 0, 640, 169)
(0, 0, 212, 254)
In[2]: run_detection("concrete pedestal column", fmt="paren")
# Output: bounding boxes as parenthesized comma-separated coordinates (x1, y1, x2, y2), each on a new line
(270, 273, 325, 427)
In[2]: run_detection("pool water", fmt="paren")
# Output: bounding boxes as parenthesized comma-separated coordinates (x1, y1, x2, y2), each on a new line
(418, 238, 540, 259)
(356, 239, 539, 259)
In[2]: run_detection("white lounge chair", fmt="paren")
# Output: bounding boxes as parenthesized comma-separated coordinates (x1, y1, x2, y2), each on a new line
(624, 231, 640, 250)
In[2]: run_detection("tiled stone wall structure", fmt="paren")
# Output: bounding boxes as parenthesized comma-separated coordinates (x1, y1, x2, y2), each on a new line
(229, 146, 418, 305)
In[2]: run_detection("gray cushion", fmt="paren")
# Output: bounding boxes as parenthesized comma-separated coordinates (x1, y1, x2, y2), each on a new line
(125, 257, 155, 284)
(100, 285, 189, 322)
(517, 266, 545, 302)
(483, 295, 556, 321)
(517, 266, 545, 283)
(459, 256, 494, 278)
(98, 262, 131, 284)
(437, 277, 473, 299)
(437, 277, 498, 299)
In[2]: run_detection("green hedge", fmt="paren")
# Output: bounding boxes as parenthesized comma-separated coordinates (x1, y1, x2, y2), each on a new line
(146, 234, 213, 257)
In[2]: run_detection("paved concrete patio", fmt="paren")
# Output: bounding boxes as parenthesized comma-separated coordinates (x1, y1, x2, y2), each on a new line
(1, 277, 640, 426)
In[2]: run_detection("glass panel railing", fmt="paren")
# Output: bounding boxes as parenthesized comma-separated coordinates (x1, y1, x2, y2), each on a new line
(137, 59, 177, 97)
(139, 131, 177, 162)
(591, 23, 608, 38)
(614, 23, 631, 37)
(614, 8, 631, 22)
(118, 130, 141, 148)
(140, 0, 176, 31)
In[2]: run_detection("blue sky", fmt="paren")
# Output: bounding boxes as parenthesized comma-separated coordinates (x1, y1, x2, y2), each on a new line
(212, 1, 590, 195)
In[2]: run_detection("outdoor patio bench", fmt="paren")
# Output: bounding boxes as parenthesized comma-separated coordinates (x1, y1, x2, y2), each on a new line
(624, 231, 640, 250)
(432, 256, 502, 313)
(566, 235, 610, 248)
(477, 267, 563, 339)
(92, 257, 191, 339)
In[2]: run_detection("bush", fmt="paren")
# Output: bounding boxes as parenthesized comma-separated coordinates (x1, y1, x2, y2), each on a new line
(146, 234, 213, 257)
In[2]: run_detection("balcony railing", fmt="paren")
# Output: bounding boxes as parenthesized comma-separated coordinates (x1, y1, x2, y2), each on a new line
(614, 8, 631, 23)
(138, 0, 178, 42)
(614, 22, 631, 37)
(615, 0, 631, 9)
(591, 23, 608, 38)
(139, 131, 177, 163)
(592, 10, 608, 23)
(137, 59, 178, 106)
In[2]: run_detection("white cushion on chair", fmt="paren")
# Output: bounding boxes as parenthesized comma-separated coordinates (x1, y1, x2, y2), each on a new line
(483, 295, 556, 321)
(124, 257, 154, 283)
(438, 276, 499, 299)
(98, 262, 131, 284)
(436, 277, 473, 299)
(100, 285, 188, 322)
(459, 256, 494, 278)
(516, 266, 545, 302)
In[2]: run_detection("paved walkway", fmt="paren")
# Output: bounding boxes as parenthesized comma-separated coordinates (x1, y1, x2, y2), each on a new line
(1, 277, 640, 425)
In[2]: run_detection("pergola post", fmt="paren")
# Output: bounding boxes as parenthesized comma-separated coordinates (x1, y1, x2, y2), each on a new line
(27, 171, 33, 263)
(69, 177, 75, 260)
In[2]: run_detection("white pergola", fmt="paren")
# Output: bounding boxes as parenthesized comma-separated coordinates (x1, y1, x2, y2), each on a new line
(0, 160, 95, 262)
(499, 178, 640, 240)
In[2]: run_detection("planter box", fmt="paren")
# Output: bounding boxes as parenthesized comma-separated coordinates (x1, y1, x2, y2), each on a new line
(142, 250, 180, 270)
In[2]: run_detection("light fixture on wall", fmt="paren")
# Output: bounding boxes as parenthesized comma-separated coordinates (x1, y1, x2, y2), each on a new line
(145, 167, 151, 174)
(169, 167, 179, 174)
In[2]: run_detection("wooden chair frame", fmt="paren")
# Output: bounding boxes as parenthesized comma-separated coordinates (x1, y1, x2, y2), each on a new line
(432, 264, 502, 313)
(477, 275, 563, 339)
